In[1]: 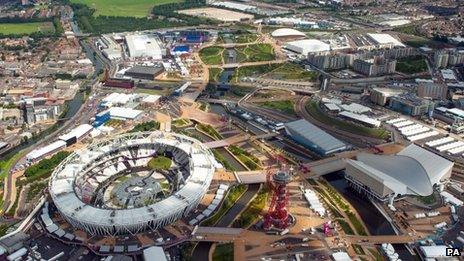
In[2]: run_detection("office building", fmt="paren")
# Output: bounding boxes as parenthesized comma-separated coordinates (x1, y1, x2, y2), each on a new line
(389, 94, 435, 116)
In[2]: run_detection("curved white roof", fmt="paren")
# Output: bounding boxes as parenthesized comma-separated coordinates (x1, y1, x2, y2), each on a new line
(284, 39, 330, 55)
(271, 28, 306, 38)
(348, 144, 453, 196)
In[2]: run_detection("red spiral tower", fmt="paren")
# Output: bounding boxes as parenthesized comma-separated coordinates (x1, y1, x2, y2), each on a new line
(263, 169, 292, 230)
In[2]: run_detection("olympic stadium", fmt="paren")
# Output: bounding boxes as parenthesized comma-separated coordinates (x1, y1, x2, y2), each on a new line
(48, 131, 216, 236)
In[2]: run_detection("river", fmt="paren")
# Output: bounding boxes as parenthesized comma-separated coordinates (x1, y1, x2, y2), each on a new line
(324, 171, 418, 261)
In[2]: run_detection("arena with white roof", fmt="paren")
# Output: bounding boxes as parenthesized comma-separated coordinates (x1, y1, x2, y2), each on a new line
(49, 131, 216, 235)
(346, 144, 453, 204)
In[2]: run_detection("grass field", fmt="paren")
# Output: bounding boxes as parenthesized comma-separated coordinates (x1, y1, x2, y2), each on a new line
(199, 46, 225, 65)
(213, 243, 234, 261)
(265, 63, 318, 81)
(261, 100, 296, 115)
(70, 0, 183, 17)
(235, 43, 275, 63)
(148, 156, 172, 170)
(396, 55, 428, 74)
(306, 101, 390, 140)
(209, 68, 223, 82)
(0, 22, 54, 35)
(232, 64, 281, 82)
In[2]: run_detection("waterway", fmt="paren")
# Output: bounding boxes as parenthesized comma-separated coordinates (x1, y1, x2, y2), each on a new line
(324, 171, 418, 261)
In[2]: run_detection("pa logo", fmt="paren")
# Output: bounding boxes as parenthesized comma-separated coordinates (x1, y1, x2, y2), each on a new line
(446, 248, 462, 256)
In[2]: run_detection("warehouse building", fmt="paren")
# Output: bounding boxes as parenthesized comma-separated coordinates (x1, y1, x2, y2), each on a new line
(58, 124, 93, 146)
(346, 144, 453, 204)
(124, 65, 164, 81)
(284, 119, 347, 156)
(26, 140, 67, 163)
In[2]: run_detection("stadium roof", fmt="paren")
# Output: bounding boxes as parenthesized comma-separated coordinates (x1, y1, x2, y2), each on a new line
(285, 119, 346, 154)
(284, 39, 330, 55)
(348, 144, 453, 196)
(125, 34, 162, 59)
(271, 28, 306, 38)
(367, 33, 405, 47)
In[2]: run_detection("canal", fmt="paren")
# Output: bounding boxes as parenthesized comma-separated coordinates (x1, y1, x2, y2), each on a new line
(324, 172, 418, 261)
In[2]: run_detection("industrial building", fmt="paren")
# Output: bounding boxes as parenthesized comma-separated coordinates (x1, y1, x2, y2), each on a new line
(346, 144, 453, 203)
(58, 124, 93, 146)
(124, 65, 164, 81)
(26, 140, 66, 163)
(284, 119, 347, 156)
(49, 131, 216, 235)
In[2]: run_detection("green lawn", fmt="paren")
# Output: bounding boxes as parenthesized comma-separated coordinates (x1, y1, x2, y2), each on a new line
(202, 185, 247, 226)
(231, 64, 281, 82)
(235, 43, 275, 63)
(228, 145, 261, 170)
(0, 151, 25, 179)
(128, 120, 160, 132)
(213, 243, 234, 261)
(199, 46, 225, 65)
(23, 151, 71, 183)
(197, 123, 223, 140)
(209, 68, 223, 82)
(266, 63, 318, 81)
(260, 100, 295, 115)
(70, 0, 183, 17)
(337, 219, 355, 235)
(0, 22, 54, 35)
(396, 56, 428, 74)
(233, 186, 268, 228)
(147, 156, 172, 170)
(306, 101, 390, 140)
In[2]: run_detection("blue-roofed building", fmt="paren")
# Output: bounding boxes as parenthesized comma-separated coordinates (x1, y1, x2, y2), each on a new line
(183, 31, 207, 43)
(284, 119, 347, 156)
(173, 45, 190, 53)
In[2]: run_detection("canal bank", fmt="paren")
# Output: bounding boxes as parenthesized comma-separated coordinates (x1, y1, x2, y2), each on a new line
(324, 171, 419, 261)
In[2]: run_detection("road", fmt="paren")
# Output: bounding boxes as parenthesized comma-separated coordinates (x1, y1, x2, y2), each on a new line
(192, 184, 260, 261)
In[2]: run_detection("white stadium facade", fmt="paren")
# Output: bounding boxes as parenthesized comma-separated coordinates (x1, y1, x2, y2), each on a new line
(345, 144, 453, 204)
(49, 131, 216, 236)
